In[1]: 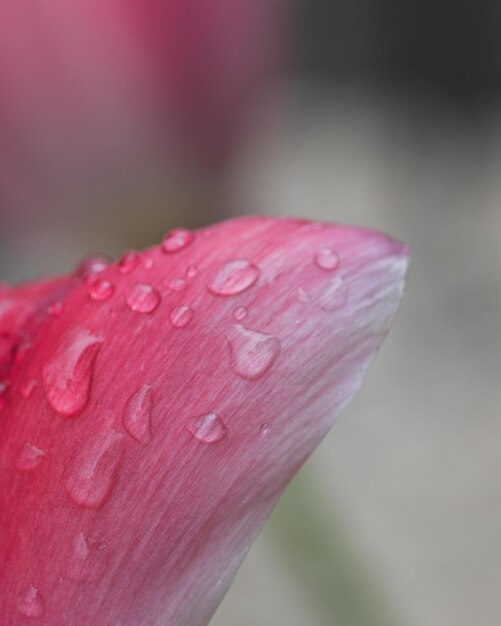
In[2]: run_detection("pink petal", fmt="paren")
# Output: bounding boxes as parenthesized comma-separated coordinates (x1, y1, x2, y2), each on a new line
(0, 217, 408, 625)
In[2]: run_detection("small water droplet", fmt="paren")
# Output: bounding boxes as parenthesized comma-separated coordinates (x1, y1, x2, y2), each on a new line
(123, 385, 153, 445)
(315, 247, 339, 271)
(118, 251, 139, 275)
(320, 276, 349, 311)
(143, 257, 155, 270)
(16, 443, 45, 472)
(297, 287, 310, 303)
(75, 255, 110, 280)
(208, 260, 260, 296)
(260, 423, 270, 435)
(48, 301, 63, 317)
(42, 329, 103, 417)
(186, 264, 198, 278)
(68, 532, 108, 582)
(161, 229, 193, 253)
(186, 413, 228, 444)
(228, 325, 281, 381)
(125, 284, 161, 314)
(169, 306, 193, 329)
(17, 585, 44, 618)
(165, 278, 187, 292)
(233, 306, 248, 321)
(63, 431, 123, 509)
(88, 279, 115, 302)
(20, 378, 38, 398)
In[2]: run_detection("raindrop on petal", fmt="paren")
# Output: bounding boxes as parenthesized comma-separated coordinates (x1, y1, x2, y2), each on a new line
(68, 532, 109, 583)
(186, 413, 228, 444)
(315, 247, 339, 271)
(63, 431, 124, 509)
(17, 585, 44, 618)
(43, 329, 103, 417)
(164, 278, 187, 292)
(16, 443, 45, 472)
(88, 280, 115, 302)
(169, 306, 193, 329)
(123, 385, 153, 445)
(20, 378, 38, 398)
(233, 306, 248, 321)
(125, 284, 161, 314)
(143, 257, 155, 270)
(228, 325, 281, 381)
(75, 255, 110, 280)
(161, 229, 193, 253)
(208, 260, 260, 296)
(118, 251, 139, 275)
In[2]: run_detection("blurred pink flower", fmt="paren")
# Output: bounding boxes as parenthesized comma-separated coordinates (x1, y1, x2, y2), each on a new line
(0, 0, 287, 218)
(0, 216, 408, 624)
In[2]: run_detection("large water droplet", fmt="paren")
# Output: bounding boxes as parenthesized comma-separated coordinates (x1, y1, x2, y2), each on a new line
(43, 329, 103, 417)
(315, 247, 339, 271)
(123, 385, 153, 445)
(17, 585, 44, 618)
(20, 378, 38, 398)
(63, 431, 123, 509)
(118, 251, 139, 275)
(16, 443, 45, 472)
(320, 276, 349, 311)
(88, 279, 115, 302)
(186, 413, 228, 444)
(68, 532, 108, 583)
(125, 284, 161, 314)
(169, 306, 193, 329)
(161, 229, 193, 253)
(228, 325, 281, 381)
(208, 260, 260, 296)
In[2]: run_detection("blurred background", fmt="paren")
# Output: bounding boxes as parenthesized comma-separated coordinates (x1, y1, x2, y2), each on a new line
(1, 1, 500, 624)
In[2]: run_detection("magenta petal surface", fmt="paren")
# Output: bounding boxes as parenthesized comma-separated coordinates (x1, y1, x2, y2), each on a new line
(0, 217, 408, 625)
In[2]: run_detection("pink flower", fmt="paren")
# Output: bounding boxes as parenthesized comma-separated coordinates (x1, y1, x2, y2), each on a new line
(0, 0, 286, 218)
(0, 216, 408, 624)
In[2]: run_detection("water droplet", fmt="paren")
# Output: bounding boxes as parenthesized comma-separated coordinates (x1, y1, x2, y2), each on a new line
(315, 247, 339, 271)
(123, 385, 153, 445)
(89, 279, 115, 302)
(164, 278, 187, 292)
(17, 585, 44, 618)
(68, 532, 108, 583)
(169, 306, 193, 329)
(233, 306, 248, 321)
(75, 255, 110, 280)
(63, 430, 123, 509)
(42, 329, 103, 417)
(260, 423, 270, 435)
(48, 301, 63, 317)
(320, 276, 349, 311)
(228, 325, 281, 381)
(20, 378, 38, 398)
(125, 284, 161, 314)
(208, 260, 260, 296)
(186, 264, 198, 278)
(118, 251, 139, 275)
(16, 443, 45, 472)
(161, 229, 193, 253)
(143, 257, 155, 270)
(186, 413, 228, 444)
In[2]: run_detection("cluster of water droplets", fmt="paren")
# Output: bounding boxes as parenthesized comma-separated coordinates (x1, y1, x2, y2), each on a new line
(13, 230, 347, 617)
